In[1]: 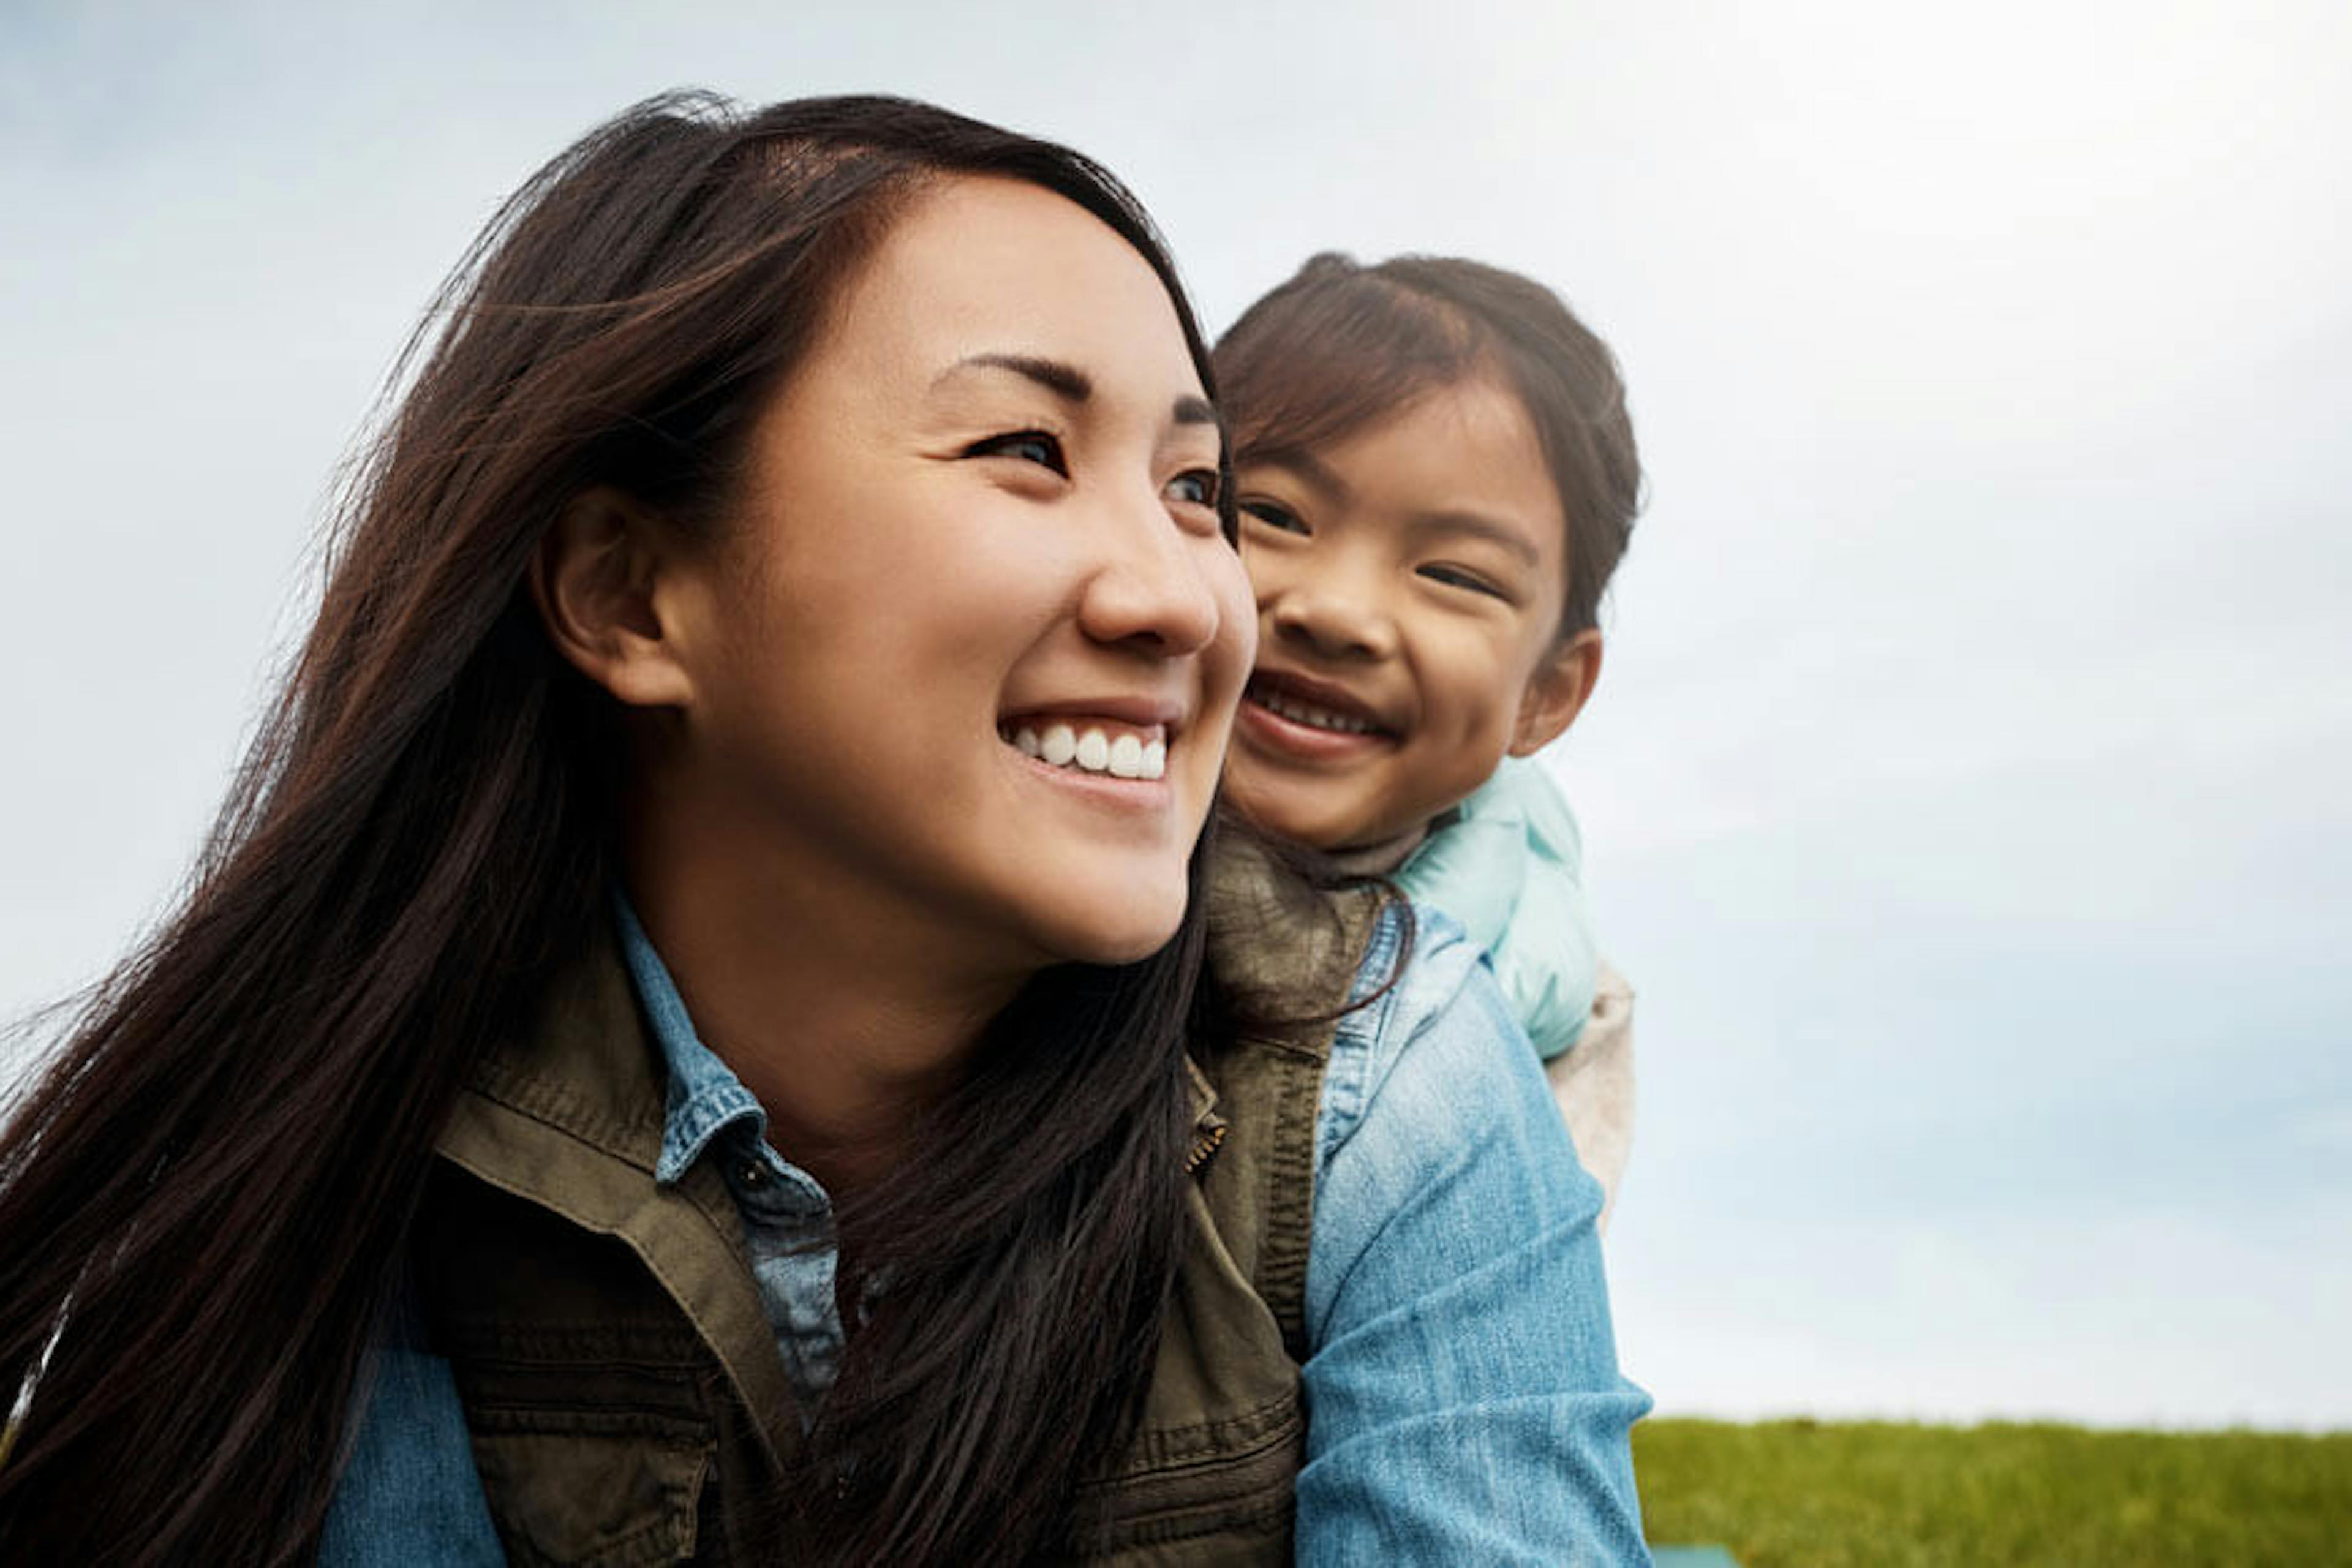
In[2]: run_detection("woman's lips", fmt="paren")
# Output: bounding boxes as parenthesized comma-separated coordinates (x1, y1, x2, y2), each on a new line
(995, 692, 1190, 784)
(998, 717, 1168, 780)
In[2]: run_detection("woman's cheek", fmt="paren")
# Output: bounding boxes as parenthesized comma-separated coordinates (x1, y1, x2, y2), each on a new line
(1204, 545, 1259, 712)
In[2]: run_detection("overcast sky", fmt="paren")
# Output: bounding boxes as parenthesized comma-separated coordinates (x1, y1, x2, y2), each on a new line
(5, 0, 2346, 1428)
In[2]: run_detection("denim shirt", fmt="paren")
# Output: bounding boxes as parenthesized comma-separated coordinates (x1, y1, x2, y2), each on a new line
(323, 902, 1651, 1564)
(614, 896, 865, 1414)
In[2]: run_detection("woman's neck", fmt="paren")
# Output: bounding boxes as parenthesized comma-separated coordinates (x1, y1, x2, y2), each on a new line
(623, 850, 1028, 1200)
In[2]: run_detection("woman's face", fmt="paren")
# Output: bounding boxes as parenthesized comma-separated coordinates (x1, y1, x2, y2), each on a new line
(662, 176, 1253, 971)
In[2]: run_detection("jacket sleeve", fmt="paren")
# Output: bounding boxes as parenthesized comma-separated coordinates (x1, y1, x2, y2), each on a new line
(1296, 916, 1652, 1566)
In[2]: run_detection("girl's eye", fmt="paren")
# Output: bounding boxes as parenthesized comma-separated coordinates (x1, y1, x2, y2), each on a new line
(1164, 469, 1221, 508)
(1419, 564, 1507, 599)
(1238, 499, 1308, 536)
(966, 429, 1068, 475)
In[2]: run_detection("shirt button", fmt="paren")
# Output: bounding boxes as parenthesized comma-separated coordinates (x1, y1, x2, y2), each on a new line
(735, 1159, 767, 1190)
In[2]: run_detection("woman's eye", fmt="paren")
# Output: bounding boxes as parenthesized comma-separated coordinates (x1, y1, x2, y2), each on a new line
(967, 430, 1068, 475)
(1419, 564, 1507, 599)
(1238, 499, 1308, 536)
(1164, 469, 1221, 508)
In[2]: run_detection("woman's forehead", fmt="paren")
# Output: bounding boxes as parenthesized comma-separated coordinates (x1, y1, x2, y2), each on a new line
(817, 175, 1204, 409)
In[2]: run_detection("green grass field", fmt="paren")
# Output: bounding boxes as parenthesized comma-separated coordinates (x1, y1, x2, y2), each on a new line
(1636, 1417, 2352, 1567)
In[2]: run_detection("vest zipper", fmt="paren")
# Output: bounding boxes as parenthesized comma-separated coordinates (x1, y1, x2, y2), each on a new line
(1184, 1122, 1227, 1174)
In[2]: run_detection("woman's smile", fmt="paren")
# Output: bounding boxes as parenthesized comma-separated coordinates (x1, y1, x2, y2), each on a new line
(1002, 719, 1170, 782)
(998, 693, 1186, 786)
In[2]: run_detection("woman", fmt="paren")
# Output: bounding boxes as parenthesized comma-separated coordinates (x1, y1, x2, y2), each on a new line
(0, 94, 1646, 1564)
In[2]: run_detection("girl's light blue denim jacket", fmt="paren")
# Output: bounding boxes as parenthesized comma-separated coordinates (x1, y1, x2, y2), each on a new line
(324, 897, 1651, 1564)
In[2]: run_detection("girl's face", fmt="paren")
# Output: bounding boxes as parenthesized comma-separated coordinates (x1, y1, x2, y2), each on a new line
(654, 176, 1253, 972)
(1223, 377, 1593, 855)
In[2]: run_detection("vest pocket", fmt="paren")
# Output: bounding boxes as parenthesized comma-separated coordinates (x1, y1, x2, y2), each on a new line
(469, 1411, 712, 1567)
(1064, 1394, 1302, 1561)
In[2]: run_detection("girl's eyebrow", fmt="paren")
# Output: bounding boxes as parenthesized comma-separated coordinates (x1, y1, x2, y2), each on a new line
(1250, 449, 1352, 503)
(1411, 508, 1543, 567)
(1246, 451, 1539, 562)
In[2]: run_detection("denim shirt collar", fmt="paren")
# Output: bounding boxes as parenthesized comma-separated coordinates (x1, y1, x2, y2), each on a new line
(608, 893, 768, 1186)
(615, 868, 1291, 1194)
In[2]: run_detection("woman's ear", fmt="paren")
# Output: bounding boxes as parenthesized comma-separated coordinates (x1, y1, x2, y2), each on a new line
(1509, 627, 1604, 756)
(530, 488, 698, 709)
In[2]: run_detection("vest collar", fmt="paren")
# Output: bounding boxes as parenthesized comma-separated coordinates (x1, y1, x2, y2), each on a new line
(1204, 831, 1384, 1027)
(434, 919, 798, 1466)
(429, 902, 1261, 1467)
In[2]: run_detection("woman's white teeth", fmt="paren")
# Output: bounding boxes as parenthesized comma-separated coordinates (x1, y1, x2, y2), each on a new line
(1009, 724, 1167, 780)
(1260, 690, 1377, 734)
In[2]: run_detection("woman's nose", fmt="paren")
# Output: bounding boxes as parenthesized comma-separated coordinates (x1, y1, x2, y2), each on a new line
(1076, 500, 1224, 658)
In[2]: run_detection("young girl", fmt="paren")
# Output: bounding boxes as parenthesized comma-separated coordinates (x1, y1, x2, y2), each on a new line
(0, 102, 1648, 1564)
(1216, 252, 1643, 1227)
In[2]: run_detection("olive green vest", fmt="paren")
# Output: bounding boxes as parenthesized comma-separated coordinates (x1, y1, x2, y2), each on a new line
(415, 870, 1376, 1566)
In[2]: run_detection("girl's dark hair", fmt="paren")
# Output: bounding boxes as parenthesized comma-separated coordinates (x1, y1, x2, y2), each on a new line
(0, 91, 1233, 1566)
(1213, 251, 1642, 634)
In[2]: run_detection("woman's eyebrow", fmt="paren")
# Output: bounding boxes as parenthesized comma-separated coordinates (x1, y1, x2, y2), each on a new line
(935, 352, 1093, 404)
(937, 354, 1219, 435)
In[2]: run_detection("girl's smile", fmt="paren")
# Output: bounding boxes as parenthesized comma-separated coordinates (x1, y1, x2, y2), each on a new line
(1236, 665, 1398, 763)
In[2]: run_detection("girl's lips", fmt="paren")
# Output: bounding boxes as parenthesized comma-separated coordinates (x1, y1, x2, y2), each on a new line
(1236, 690, 1393, 764)
(1243, 668, 1391, 733)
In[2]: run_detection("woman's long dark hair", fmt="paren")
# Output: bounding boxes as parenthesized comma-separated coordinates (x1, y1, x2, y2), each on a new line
(0, 91, 1232, 1565)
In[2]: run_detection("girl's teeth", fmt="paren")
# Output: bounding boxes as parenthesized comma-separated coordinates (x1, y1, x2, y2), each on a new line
(1006, 722, 1170, 780)
(1261, 691, 1374, 734)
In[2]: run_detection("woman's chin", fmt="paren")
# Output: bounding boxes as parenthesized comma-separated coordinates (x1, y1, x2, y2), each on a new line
(1025, 884, 1189, 970)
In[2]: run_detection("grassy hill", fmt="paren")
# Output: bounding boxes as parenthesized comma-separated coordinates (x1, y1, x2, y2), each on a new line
(1637, 1417, 2352, 1566)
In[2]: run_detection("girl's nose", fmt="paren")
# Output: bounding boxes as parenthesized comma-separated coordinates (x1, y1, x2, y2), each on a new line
(1266, 574, 1398, 662)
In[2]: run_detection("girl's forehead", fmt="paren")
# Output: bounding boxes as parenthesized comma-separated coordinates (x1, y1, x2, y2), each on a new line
(1268, 379, 1547, 496)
